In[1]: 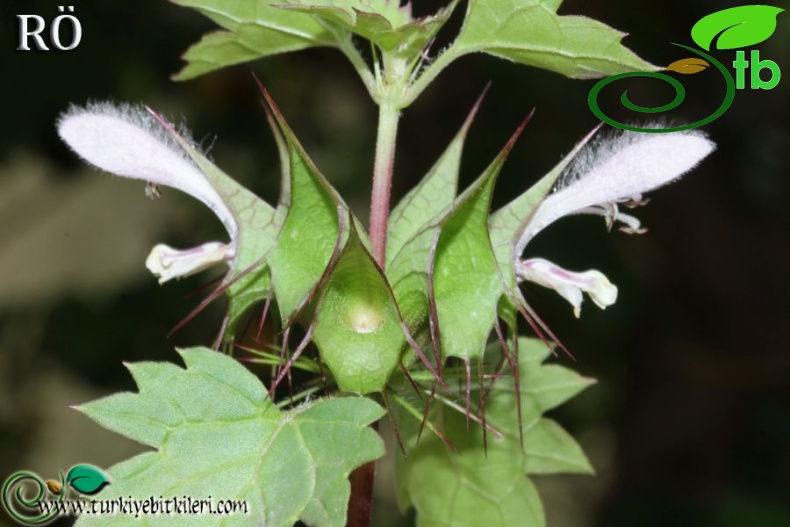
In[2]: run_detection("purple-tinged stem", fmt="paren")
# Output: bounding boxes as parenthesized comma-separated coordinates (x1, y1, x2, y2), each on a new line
(369, 102, 400, 266)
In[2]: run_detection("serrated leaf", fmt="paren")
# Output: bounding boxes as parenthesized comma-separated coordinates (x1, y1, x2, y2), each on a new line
(386, 92, 483, 268)
(312, 224, 405, 394)
(451, 0, 658, 79)
(174, 31, 267, 80)
(396, 338, 594, 527)
(172, 0, 337, 80)
(279, 0, 458, 58)
(74, 348, 385, 527)
(65, 465, 110, 496)
(261, 89, 350, 324)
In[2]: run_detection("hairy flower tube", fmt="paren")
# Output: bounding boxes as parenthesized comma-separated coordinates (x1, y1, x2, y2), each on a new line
(57, 103, 235, 283)
(515, 129, 715, 317)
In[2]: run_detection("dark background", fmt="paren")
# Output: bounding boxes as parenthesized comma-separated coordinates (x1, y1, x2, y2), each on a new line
(1, 1, 788, 526)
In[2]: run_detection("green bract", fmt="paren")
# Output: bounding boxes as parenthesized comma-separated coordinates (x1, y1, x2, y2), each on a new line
(385, 89, 482, 267)
(388, 119, 523, 364)
(263, 88, 349, 325)
(312, 224, 406, 394)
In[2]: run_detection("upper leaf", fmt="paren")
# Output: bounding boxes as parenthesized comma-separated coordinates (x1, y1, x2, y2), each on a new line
(278, 0, 459, 58)
(690, 5, 784, 51)
(396, 338, 595, 527)
(280, 0, 414, 32)
(451, 0, 658, 79)
(74, 348, 385, 527)
(172, 0, 337, 80)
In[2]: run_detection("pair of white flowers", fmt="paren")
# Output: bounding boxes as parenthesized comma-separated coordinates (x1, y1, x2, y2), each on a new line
(57, 104, 714, 317)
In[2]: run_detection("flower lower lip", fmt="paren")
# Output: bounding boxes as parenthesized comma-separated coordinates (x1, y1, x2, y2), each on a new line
(517, 257, 618, 318)
(145, 242, 230, 284)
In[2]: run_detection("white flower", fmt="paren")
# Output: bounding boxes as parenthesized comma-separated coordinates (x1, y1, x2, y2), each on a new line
(516, 129, 715, 316)
(57, 103, 235, 283)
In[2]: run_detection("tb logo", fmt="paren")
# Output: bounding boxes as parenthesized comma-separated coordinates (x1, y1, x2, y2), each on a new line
(589, 5, 784, 133)
(733, 50, 780, 90)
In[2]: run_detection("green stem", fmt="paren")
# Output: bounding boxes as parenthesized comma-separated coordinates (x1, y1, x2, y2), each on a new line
(369, 101, 400, 265)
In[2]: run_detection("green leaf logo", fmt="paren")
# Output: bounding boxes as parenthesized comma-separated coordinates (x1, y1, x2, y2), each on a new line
(691, 5, 784, 51)
(66, 464, 110, 495)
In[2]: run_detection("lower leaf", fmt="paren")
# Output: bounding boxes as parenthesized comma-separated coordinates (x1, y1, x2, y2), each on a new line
(74, 348, 385, 527)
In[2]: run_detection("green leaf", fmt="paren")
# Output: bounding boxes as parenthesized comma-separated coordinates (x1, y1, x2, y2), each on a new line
(386, 92, 483, 268)
(281, 0, 414, 32)
(74, 348, 385, 527)
(312, 224, 405, 394)
(164, 125, 284, 335)
(279, 0, 458, 58)
(451, 0, 658, 79)
(65, 465, 110, 496)
(172, 0, 337, 80)
(691, 5, 784, 51)
(261, 89, 350, 324)
(396, 338, 595, 527)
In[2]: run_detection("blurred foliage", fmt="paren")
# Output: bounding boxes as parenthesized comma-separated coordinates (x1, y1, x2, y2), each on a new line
(1, 0, 788, 526)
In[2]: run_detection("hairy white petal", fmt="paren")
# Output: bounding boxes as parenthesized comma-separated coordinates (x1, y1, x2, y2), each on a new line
(517, 258, 618, 318)
(517, 130, 715, 253)
(145, 242, 230, 284)
(57, 103, 237, 241)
